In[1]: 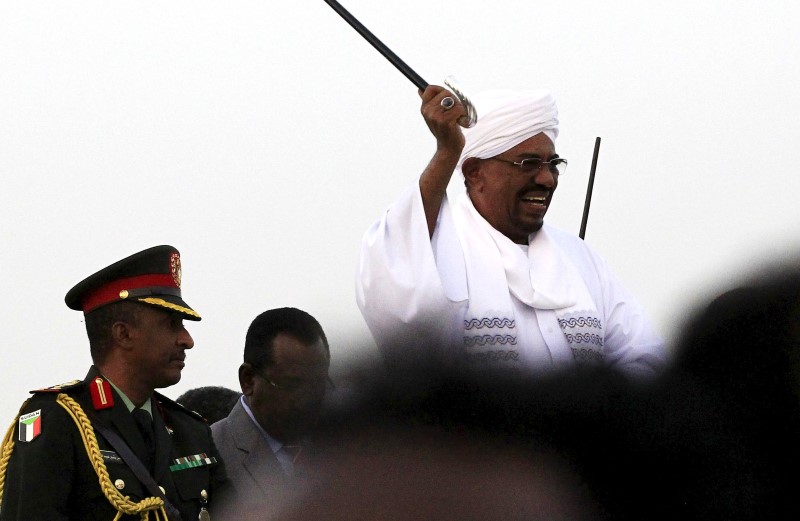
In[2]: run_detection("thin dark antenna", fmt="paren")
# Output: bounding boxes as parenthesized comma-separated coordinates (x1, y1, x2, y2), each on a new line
(579, 137, 601, 240)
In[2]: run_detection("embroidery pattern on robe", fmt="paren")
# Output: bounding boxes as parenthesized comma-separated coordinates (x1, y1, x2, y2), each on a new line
(463, 314, 519, 365)
(557, 310, 604, 365)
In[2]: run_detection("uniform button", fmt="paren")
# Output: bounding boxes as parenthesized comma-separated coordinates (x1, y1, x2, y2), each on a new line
(115, 479, 125, 490)
(159, 486, 166, 494)
(201, 489, 208, 501)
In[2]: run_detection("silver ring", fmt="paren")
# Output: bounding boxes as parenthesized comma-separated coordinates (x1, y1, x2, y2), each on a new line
(444, 76, 477, 128)
(440, 96, 455, 110)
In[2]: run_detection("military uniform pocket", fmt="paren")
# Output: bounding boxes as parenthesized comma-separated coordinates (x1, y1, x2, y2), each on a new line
(172, 464, 212, 501)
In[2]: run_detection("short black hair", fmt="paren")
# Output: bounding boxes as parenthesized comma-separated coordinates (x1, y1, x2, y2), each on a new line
(84, 301, 142, 364)
(176, 386, 241, 424)
(244, 307, 329, 370)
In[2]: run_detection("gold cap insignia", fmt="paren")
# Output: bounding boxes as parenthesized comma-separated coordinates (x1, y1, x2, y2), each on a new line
(170, 252, 181, 287)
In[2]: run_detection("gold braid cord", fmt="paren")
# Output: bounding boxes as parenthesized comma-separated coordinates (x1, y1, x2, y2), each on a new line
(0, 411, 18, 507)
(0, 394, 169, 521)
(56, 394, 170, 521)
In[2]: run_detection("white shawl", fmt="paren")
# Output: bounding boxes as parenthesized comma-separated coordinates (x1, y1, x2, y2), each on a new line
(451, 193, 604, 369)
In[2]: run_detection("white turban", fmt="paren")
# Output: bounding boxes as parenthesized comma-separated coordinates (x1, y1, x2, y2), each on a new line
(457, 89, 559, 173)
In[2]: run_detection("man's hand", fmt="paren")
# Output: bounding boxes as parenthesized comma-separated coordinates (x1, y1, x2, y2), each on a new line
(419, 85, 467, 155)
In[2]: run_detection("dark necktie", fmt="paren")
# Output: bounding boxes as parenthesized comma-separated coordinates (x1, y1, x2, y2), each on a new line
(131, 408, 155, 473)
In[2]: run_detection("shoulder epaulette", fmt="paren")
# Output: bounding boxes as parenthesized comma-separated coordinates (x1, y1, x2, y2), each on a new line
(154, 391, 207, 423)
(29, 379, 84, 394)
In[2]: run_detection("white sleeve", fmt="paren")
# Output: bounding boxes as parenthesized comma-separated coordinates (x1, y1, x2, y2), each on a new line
(548, 227, 667, 377)
(586, 247, 667, 377)
(355, 183, 464, 367)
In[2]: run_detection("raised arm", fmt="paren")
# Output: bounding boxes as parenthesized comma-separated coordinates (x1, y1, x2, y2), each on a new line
(418, 85, 467, 238)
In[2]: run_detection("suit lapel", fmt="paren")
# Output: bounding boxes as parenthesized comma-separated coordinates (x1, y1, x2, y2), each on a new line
(242, 436, 284, 494)
(228, 400, 285, 494)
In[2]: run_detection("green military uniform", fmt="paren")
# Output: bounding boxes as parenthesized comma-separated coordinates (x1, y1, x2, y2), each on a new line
(0, 367, 226, 520)
(0, 245, 227, 520)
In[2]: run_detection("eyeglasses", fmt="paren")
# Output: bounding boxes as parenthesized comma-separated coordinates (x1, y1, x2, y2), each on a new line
(486, 157, 568, 176)
(258, 371, 336, 393)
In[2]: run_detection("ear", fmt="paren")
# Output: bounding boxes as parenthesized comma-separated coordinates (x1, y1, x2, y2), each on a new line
(461, 157, 484, 193)
(111, 321, 136, 351)
(239, 363, 256, 397)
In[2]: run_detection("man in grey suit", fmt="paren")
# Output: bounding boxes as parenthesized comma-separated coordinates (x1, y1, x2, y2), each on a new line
(211, 307, 330, 518)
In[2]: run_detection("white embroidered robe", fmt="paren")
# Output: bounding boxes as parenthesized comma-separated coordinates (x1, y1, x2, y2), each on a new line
(356, 184, 666, 377)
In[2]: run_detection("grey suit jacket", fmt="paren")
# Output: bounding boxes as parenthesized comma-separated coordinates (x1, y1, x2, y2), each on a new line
(211, 399, 292, 519)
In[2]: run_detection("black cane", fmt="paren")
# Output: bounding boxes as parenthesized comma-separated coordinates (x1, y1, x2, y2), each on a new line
(323, 0, 427, 90)
(322, 0, 477, 127)
(579, 137, 601, 240)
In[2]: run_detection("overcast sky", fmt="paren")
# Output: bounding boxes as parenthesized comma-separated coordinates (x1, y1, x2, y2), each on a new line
(2, 0, 799, 422)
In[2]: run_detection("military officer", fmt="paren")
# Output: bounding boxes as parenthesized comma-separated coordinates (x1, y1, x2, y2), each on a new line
(0, 245, 226, 521)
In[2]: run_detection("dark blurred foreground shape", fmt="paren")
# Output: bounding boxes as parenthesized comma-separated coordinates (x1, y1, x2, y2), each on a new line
(202, 265, 800, 520)
(265, 266, 800, 520)
(670, 265, 800, 520)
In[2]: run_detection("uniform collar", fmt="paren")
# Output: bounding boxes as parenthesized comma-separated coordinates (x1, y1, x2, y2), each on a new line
(105, 377, 153, 417)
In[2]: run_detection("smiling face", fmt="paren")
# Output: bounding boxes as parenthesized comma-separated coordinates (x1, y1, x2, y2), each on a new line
(463, 133, 559, 244)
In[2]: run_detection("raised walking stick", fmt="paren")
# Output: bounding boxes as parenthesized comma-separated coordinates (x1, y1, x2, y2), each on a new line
(579, 137, 601, 240)
(322, 0, 477, 128)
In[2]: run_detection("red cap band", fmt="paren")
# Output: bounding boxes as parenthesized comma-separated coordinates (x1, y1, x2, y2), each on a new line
(81, 273, 178, 313)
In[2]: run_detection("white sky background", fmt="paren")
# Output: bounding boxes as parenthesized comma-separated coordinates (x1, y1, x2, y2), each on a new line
(1, 0, 799, 422)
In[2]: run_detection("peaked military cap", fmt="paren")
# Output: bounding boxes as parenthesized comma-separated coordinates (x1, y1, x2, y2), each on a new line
(64, 245, 201, 320)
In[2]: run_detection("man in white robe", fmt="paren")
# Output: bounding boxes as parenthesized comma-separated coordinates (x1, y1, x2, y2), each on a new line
(356, 86, 665, 377)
